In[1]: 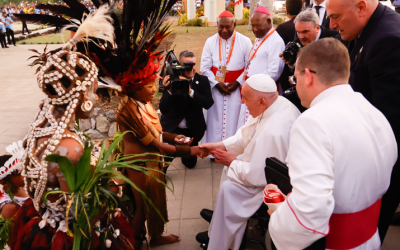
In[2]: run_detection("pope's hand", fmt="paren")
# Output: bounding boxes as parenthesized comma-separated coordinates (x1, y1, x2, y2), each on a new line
(211, 149, 236, 166)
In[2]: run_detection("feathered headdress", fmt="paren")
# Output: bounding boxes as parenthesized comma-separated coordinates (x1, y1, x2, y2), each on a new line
(0, 141, 25, 180)
(16, 0, 178, 93)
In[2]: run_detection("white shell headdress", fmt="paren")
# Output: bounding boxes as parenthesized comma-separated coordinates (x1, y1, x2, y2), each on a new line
(0, 141, 25, 180)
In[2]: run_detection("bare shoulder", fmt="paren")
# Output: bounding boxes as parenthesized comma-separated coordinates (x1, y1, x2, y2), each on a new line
(54, 134, 84, 164)
(1, 203, 19, 219)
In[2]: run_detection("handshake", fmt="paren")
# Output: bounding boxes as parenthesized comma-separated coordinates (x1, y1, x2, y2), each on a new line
(194, 142, 237, 167)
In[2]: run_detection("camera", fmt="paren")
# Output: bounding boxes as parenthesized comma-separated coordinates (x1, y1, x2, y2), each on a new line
(282, 42, 302, 66)
(283, 86, 307, 113)
(158, 49, 195, 95)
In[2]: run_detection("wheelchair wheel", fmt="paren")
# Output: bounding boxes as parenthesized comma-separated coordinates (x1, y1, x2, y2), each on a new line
(265, 228, 277, 250)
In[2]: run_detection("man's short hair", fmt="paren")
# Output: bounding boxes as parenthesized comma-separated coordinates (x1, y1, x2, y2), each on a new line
(286, 0, 303, 16)
(294, 8, 320, 27)
(179, 50, 196, 62)
(297, 38, 350, 85)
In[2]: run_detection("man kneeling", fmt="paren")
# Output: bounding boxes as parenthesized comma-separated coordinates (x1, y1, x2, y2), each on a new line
(196, 74, 300, 250)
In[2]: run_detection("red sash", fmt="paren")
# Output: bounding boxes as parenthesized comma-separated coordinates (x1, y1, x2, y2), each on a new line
(326, 198, 381, 249)
(211, 66, 244, 83)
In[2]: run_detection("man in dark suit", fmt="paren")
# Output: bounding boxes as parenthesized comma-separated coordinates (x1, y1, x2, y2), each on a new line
(160, 50, 214, 169)
(276, 0, 303, 45)
(327, 0, 400, 243)
(307, 0, 330, 29)
(279, 9, 338, 91)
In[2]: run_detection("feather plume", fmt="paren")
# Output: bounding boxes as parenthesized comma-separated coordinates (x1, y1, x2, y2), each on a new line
(14, 14, 71, 27)
(62, 5, 114, 51)
(35, 4, 83, 21)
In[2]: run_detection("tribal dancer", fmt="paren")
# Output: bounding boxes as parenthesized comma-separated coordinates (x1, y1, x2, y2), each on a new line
(9, 6, 136, 250)
(16, 0, 202, 247)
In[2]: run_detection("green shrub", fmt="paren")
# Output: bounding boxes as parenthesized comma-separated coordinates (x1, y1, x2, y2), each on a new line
(273, 16, 285, 25)
(187, 18, 204, 26)
(178, 13, 188, 25)
(236, 18, 249, 26)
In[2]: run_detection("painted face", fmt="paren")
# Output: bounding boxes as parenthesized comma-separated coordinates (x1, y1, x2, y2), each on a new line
(134, 81, 157, 103)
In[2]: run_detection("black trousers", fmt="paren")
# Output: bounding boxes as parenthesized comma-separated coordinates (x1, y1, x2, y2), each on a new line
(6, 28, 15, 45)
(168, 127, 199, 169)
(22, 22, 29, 34)
(0, 32, 6, 48)
(378, 157, 400, 242)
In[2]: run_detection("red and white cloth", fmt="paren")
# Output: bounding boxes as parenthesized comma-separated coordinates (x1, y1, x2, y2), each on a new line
(201, 31, 252, 143)
(263, 184, 286, 212)
(269, 85, 398, 250)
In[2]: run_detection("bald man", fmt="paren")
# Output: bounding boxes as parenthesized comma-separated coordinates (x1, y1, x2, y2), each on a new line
(269, 38, 397, 250)
(196, 74, 300, 250)
(327, 0, 400, 241)
(237, 6, 285, 128)
(201, 11, 252, 147)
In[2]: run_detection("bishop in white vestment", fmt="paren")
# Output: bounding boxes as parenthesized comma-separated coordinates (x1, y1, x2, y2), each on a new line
(269, 38, 398, 250)
(201, 11, 252, 144)
(197, 74, 300, 250)
(237, 6, 286, 128)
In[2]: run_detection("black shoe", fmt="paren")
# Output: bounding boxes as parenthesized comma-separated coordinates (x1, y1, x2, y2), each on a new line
(196, 231, 209, 249)
(4, 46, 9, 48)
(391, 212, 400, 226)
(200, 209, 213, 223)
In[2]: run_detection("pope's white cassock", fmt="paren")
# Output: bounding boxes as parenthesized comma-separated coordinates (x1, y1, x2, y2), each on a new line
(207, 75, 301, 250)
(269, 85, 398, 250)
(237, 27, 286, 128)
(201, 31, 252, 143)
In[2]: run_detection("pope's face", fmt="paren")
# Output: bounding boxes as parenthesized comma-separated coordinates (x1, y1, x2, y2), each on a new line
(241, 83, 262, 117)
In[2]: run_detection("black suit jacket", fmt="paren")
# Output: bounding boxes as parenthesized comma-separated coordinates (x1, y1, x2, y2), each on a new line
(160, 73, 214, 142)
(307, 4, 330, 29)
(278, 27, 339, 91)
(276, 18, 296, 45)
(348, 3, 400, 136)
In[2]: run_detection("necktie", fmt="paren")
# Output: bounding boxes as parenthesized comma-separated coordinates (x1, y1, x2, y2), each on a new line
(314, 5, 322, 18)
(189, 79, 193, 88)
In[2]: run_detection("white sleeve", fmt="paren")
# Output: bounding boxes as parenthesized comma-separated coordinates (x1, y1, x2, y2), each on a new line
(264, 38, 286, 81)
(222, 126, 246, 156)
(227, 131, 289, 187)
(237, 37, 253, 85)
(269, 116, 335, 249)
(201, 38, 218, 88)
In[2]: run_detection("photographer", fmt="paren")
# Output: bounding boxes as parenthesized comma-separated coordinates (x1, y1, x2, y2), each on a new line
(280, 9, 338, 68)
(160, 50, 214, 169)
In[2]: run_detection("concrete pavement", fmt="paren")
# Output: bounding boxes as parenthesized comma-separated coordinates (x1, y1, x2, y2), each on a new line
(1, 45, 399, 250)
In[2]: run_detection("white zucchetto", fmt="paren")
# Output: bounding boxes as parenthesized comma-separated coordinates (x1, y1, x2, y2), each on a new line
(246, 74, 277, 93)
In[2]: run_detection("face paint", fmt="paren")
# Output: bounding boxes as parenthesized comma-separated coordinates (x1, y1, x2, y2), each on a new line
(75, 147, 81, 153)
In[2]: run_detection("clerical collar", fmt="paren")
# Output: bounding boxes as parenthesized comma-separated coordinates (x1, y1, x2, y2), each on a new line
(310, 84, 353, 108)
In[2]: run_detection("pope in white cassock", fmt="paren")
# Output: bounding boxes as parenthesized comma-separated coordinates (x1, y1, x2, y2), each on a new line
(269, 39, 398, 250)
(196, 74, 301, 250)
(201, 10, 252, 144)
(237, 6, 286, 128)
